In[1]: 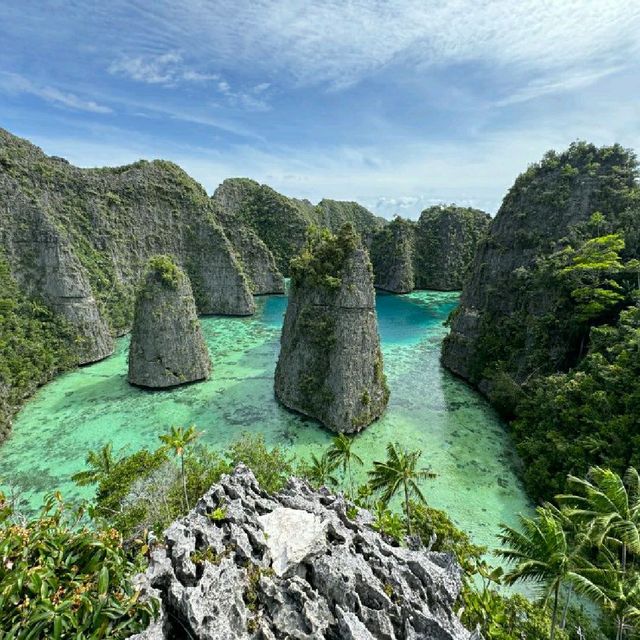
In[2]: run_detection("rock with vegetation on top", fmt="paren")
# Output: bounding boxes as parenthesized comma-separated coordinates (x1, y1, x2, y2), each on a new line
(414, 205, 491, 291)
(441, 142, 640, 396)
(274, 225, 389, 433)
(130, 465, 474, 640)
(128, 256, 211, 388)
(0, 128, 259, 439)
(370, 216, 416, 293)
(212, 178, 383, 275)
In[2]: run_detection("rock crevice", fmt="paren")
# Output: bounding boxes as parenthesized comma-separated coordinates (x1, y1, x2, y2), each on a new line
(130, 465, 473, 640)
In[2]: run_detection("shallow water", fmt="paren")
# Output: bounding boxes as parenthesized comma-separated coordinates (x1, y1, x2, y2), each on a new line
(0, 290, 530, 552)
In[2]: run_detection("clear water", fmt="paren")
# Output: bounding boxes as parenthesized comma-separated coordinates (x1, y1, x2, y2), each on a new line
(0, 290, 531, 553)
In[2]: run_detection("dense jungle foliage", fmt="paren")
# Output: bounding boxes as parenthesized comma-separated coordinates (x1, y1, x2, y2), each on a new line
(0, 256, 77, 439)
(461, 143, 640, 502)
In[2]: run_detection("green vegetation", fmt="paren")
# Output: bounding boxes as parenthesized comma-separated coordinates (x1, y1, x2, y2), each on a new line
(0, 491, 157, 639)
(290, 224, 360, 291)
(146, 254, 182, 289)
(368, 442, 436, 536)
(158, 424, 201, 510)
(327, 434, 363, 494)
(215, 178, 382, 275)
(448, 142, 640, 502)
(0, 256, 77, 439)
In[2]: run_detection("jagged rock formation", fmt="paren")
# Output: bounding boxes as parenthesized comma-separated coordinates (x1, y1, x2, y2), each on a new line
(212, 179, 383, 275)
(442, 142, 640, 394)
(370, 208, 489, 294)
(274, 226, 388, 433)
(0, 128, 256, 363)
(128, 256, 211, 388)
(0, 128, 263, 440)
(370, 217, 416, 293)
(130, 465, 473, 640)
(414, 206, 491, 291)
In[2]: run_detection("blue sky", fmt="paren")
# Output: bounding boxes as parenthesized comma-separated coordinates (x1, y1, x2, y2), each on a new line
(1, 1, 639, 218)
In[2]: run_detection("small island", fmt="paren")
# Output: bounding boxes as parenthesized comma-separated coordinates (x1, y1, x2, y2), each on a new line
(128, 255, 211, 388)
(275, 224, 389, 433)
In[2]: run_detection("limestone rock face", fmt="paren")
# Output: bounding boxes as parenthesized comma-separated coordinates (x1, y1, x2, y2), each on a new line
(130, 465, 473, 640)
(414, 206, 491, 291)
(370, 217, 416, 293)
(0, 127, 255, 366)
(128, 257, 211, 388)
(441, 143, 640, 392)
(210, 187, 285, 295)
(212, 179, 383, 276)
(274, 226, 388, 433)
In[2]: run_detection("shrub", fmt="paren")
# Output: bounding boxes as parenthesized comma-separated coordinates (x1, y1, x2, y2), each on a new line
(0, 491, 157, 638)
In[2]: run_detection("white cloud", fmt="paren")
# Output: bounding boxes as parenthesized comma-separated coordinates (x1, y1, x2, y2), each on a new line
(108, 51, 219, 85)
(93, 0, 640, 90)
(495, 65, 626, 107)
(0, 72, 112, 114)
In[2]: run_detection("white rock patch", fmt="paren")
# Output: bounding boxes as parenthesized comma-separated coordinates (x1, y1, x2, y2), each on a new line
(258, 507, 327, 576)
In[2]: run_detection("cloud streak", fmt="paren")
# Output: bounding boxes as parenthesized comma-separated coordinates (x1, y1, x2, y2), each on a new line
(0, 72, 112, 114)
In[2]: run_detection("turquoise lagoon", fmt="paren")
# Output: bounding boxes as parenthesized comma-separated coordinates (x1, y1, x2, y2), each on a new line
(0, 290, 530, 552)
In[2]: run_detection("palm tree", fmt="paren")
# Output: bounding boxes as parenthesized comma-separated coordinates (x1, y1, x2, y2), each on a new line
(71, 442, 117, 486)
(367, 442, 435, 536)
(498, 505, 585, 640)
(557, 466, 640, 571)
(327, 434, 363, 495)
(159, 425, 201, 511)
(306, 451, 338, 489)
(570, 545, 640, 640)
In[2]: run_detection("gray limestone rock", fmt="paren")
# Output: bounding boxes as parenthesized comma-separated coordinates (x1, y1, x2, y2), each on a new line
(274, 226, 389, 433)
(370, 217, 416, 293)
(414, 206, 491, 291)
(129, 465, 473, 640)
(128, 256, 211, 388)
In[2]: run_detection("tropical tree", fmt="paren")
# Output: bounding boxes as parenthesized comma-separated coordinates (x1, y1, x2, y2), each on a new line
(498, 505, 585, 640)
(159, 425, 201, 511)
(570, 545, 640, 640)
(327, 434, 363, 495)
(556, 466, 640, 571)
(71, 442, 118, 486)
(304, 451, 338, 489)
(367, 442, 435, 536)
(560, 233, 626, 324)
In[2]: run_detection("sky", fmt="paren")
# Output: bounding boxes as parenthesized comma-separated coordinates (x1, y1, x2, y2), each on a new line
(1, 1, 639, 218)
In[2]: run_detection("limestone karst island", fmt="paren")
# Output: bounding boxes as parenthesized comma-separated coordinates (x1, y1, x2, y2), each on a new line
(1, 3, 639, 639)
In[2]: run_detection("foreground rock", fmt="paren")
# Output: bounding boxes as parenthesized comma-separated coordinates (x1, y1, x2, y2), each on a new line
(130, 465, 473, 640)
(275, 225, 389, 433)
(128, 256, 211, 388)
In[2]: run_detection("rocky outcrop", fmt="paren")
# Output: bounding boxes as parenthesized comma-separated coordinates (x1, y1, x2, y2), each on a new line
(414, 206, 490, 291)
(130, 465, 473, 640)
(0, 128, 256, 365)
(369, 208, 489, 295)
(212, 179, 383, 276)
(370, 217, 416, 293)
(275, 226, 388, 433)
(0, 128, 261, 440)
(442, 142, 640, 392)
(128, 256, 211, 388)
